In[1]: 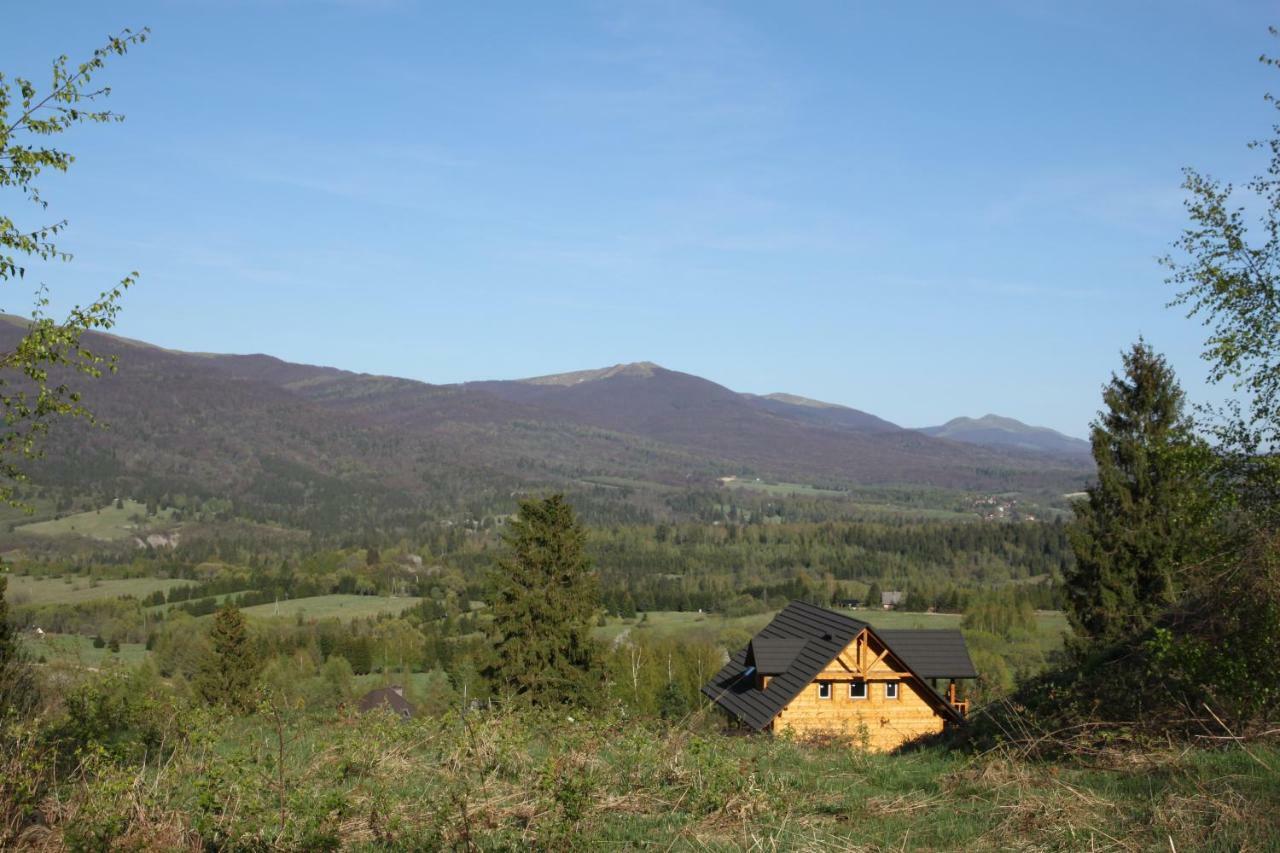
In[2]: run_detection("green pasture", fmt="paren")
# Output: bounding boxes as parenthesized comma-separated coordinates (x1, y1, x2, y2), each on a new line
(597, 607, 1069, 651)
(238, 594, 422, 622)
(12, 500, 175, 541)
(22, 632, 150, 667)
(146, 590, 258, 614)
(3, 574, 196, 607)
(577, 475, 681, 493)
(723, 478, 850, 497)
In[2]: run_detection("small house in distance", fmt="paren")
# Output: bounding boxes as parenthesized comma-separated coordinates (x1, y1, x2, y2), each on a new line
(702, 601, 976, 752)
(880, 590, 904, 610)
(357, 685, 415, 719)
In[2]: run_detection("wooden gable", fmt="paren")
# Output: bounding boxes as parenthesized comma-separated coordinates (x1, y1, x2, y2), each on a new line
(771, 627, 952, 752)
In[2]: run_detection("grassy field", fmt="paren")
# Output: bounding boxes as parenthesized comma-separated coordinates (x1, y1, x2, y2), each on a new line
(3, 574, 196, 607)
(22, 632, 150, 667)
(597, 607, 1070, 652)
(145, 590, 258, 614)
(595, 609, 773, 644)
(238, 594, 422, 622)
(577, 475, 682, 493)
(12, 500, 175, 541)
(723, 478, 851, 497)
(722, 480, 978, 520)
(15, 708, 1275, 850)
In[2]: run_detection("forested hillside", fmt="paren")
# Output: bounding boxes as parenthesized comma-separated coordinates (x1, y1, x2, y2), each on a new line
(0, 318, 1090, 539)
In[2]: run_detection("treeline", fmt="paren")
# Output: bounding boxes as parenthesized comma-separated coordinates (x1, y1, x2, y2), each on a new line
(7, 514, 1071, 648)
(587, 518, 1069, 613)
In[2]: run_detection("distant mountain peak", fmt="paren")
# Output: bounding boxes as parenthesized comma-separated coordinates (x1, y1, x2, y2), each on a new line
(942, 414, 1031, 430)
(919, 414, 1089, 457)
(520, 361, 663, 386)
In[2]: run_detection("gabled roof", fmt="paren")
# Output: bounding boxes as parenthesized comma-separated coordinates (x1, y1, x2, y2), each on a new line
(701, 600, 869, 731)
(749, 637, 810, 674)
(357, 687, 415, 718)
(876, 629, 978, 679)
(701, 600, 968, 731)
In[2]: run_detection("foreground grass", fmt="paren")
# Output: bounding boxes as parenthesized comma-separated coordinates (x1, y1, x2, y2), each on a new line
(10, 704, 1277, 851)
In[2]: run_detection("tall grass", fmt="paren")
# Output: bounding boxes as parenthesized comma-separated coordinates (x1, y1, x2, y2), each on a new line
(5, 698, 1278, 851)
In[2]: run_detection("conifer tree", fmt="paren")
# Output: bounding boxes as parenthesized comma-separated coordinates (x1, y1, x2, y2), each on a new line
(196, 603, 258, 712)
(485, 494, 602, 706)
(1065, 341, 1210, 643)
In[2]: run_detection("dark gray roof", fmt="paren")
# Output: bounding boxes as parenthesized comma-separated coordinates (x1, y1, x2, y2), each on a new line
(876, 629, 978, 679)
(701, 600, 869, 731)
(749, 637, 810, 674)
(357, 687, 415, 718)
(702, 600, 967, 731)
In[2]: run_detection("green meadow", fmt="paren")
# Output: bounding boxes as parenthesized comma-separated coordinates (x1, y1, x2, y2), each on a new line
(13, 703, 1274, 851)
(597, 607, 1069, 651)
(12, 499, 175, 541)
(238, 594, 422, 622)
(3, 574, 196, 607)
(22, 632, 150, 667)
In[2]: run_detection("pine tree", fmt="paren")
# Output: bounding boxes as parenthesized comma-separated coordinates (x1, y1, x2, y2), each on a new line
(865, 581, 882, 608)
(485, 494, 602, 706)
(0, 576, 37, 715)
(196, 604, 258, 712)
(1065, 341, 1211, 643)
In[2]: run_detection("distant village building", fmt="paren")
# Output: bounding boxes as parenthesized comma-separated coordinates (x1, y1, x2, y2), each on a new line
(357, 686, 415, 719)
(702, 601, 977, 752)
(880, 591, 904, 610)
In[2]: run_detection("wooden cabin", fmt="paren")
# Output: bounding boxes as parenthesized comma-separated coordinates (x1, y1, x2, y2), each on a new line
(702, 600, 977, 752)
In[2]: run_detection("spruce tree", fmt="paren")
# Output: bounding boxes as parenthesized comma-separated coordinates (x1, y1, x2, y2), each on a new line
(485, 494, 602, 706)
(1065, 341, 1210, 643)
(196, 603, 258, 712)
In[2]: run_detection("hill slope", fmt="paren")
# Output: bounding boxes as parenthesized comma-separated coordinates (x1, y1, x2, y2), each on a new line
(0, 322, 1091, 532)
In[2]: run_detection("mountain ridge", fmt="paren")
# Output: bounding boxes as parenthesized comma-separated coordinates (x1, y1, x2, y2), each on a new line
(0, 319, 1091, 532)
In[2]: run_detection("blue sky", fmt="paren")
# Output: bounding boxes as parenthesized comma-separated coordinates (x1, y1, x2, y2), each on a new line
(4, 2, 1277, 436)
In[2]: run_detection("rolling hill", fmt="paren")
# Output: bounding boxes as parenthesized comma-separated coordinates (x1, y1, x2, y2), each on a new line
(0, 319, 1091, 533)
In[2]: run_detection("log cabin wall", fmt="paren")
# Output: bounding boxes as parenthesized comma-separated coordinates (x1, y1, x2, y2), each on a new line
(771, 629, 947, 752)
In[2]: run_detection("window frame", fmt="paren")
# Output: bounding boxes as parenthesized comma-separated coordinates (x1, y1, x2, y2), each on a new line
(884, 681, 899, 700)
(849, 680, 867, 700)
(817, 681, 832, 700)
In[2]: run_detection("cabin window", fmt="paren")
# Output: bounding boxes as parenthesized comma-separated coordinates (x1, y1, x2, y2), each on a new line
(817, 682, 832, 699)
(849, 680, 867, 699)
(884, 681, 899, 700)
